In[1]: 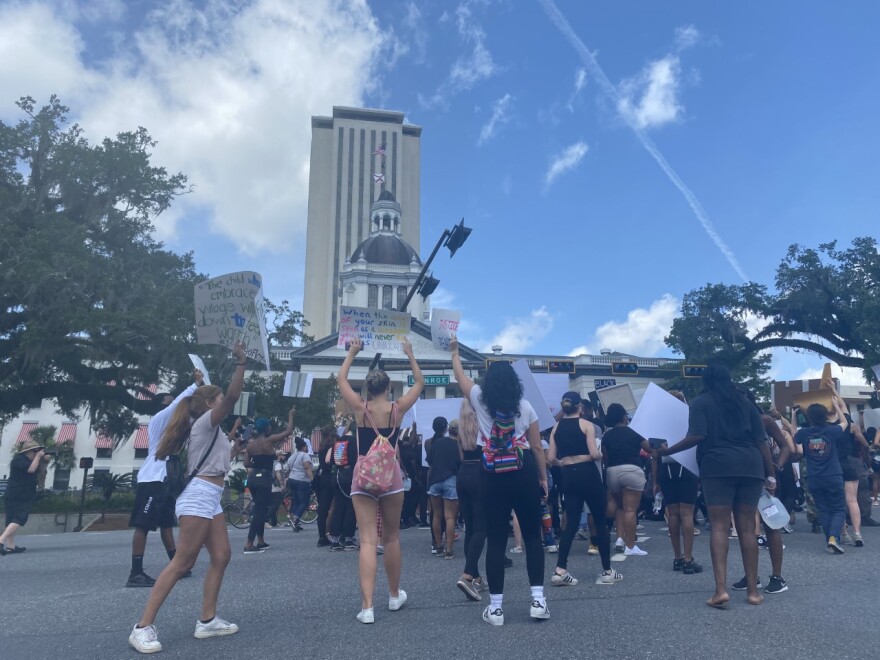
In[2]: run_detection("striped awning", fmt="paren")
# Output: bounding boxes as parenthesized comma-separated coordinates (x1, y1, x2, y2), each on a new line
(16, 422, 38, 446)
(137, 384, 158, 401)
(310, 427, 322, 449)
(280, 437, 292, 452)
(95, 434, 113, 449)
(57, 422, 77, 444)
(133, 424, 149, 449)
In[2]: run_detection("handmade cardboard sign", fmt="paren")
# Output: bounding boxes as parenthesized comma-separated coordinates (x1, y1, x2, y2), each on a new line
(511, 360, 557, 431)
(194, 271, 270, 368)
(430, 308, 461, 351)
(629, 383, 698, 477)
(337, 306, 410, 353)
(597, 383, 638, 416)
(283, 372, 314, 398)
(187, 354, 212, 385)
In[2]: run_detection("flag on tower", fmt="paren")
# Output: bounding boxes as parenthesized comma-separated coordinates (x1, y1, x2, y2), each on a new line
(373, 143, 386, 156)
(373, 172, 386, 184)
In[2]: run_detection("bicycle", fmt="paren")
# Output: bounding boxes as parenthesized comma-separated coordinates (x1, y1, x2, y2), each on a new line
(223, 492, 253, 529)
(282, 491, 319, 527)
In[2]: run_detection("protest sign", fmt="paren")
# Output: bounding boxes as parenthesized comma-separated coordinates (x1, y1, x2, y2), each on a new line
(283, 372, 314, 398)
(511, 360, 556, 431)
(407, 398, 465, 465)
(430, 308, 461, 351)
(534, 373, 571, 416)
(187, 354, 211, 385)
(597, 383, 638, 416)
(629, 383, 698, 477)
(863, 408, 880, 431)
(337, 306, 411, 353)
(194, 271, 270, 368)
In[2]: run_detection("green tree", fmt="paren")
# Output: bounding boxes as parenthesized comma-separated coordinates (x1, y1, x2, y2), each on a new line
(0, 96, 202, 438)
(241, 372, 339, 439)
(666, 236, 880, 393)
(28, 425, 77, 473)
(87, 471, 134, 501)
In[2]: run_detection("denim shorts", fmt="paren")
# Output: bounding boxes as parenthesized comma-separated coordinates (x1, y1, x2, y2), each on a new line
(175, 477, 224, 519)
(427, 475, 458, 500)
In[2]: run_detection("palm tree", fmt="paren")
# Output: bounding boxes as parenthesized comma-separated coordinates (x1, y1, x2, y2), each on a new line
(87, 471, 134, 501)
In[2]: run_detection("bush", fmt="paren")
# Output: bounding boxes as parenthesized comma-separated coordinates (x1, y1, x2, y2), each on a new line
(0, 491, 136, 513)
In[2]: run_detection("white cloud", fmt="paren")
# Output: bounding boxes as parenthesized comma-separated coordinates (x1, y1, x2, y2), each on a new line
(674, 24, 700, 51)
(402, 2, 428, 63)
(544, 141, 588, 187)
(573, 67, 588, 93)
(478, 93, 512, 145)
(419, 1, 496, 108)
(795, 365, 869, 387)
(617, 55, 683, 130)
(571, 294, 679, 356)
(482, 307, 554, 353)
(0, 1, 388, 253)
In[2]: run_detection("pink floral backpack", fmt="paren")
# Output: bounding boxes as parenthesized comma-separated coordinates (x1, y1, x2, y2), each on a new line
(352, 403, 399, 497)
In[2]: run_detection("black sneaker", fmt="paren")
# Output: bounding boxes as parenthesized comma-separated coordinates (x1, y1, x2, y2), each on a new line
(126, 572, 156, 588)
(243, 546, 265, 554)
(330, 542, 344, 551)
(673, 558, 685, 572)
(765, 575, 788, 594)
(683, 560, 703, 575)
(317, 538, 332, 547)
(731, 576, 763, 591)
(344, 538, 359, 550)
(504, 556, 513, 568)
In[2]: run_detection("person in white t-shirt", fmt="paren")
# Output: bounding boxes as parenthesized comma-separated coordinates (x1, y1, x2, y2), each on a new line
(450, 337, 549, 627)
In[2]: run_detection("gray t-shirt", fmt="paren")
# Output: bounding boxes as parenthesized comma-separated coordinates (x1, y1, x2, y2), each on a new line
(286, 451, 311, 482)
(188, 410, 231, 477)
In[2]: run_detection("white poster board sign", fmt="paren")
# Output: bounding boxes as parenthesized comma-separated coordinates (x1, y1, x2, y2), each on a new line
(430, 308, 461, 351)
(597, 383, 638, 415)
(629, 383, 698, 477)
(534, 373, 571, 417)
(187, 354, 211, 385)
(194, 271, 270, 368)
(411, 398, 466, 465)
(337, 306, 411, 353)
(511, 360, 556, 431)
(863, 409, 880, 431)
(283, 372, 314, 398)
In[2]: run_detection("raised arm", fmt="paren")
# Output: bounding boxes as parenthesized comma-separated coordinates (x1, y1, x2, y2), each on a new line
(210, 341, 247, 427)
(397, 338, 424, 413)
(832, 395, 849, 431)
(267, 407, 296, 443)
(450, 335, 475, 399)
(336, 338, 365, 413)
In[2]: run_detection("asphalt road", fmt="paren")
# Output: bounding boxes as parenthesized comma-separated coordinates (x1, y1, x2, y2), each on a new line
(1, 513, 878, 659)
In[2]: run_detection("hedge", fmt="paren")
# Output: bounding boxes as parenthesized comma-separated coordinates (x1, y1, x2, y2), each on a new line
(0, 491, 136, 513)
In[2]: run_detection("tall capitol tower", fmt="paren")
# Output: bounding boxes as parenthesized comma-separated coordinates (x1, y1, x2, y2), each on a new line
(303, 107, 422, 339)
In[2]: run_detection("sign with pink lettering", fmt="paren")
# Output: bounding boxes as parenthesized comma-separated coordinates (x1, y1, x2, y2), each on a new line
(430, 308, 461, 351)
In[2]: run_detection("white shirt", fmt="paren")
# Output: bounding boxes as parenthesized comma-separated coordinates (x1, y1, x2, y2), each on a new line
(469, 385, 539, 446)
(137, 384, 198, 483)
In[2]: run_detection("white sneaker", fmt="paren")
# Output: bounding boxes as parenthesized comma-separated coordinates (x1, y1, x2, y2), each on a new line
(551, 571, 578, 586)
(388, 589, 407, 611)
(194, 617, 239, 639)
(357, 608, 375, 624)
(482, 605, 504, 626)
(529, 599, 550, 620)
(129, 624, 162, 654)
(624, 545, 648, 556)
(614, 537, 625, 552)
(545, 544, 558, 553)
(596, 568, 624, 585)
(509, 546, 523, 554)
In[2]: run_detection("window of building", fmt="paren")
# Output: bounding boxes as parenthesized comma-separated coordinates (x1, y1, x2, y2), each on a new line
(52, 469, 71, 492)
(397, 286, 407, 308)
(134, 448, 148, 459)
(382, 285, 393, 310)
(96, 448, 113, 459)
(368, 285, 378, 309)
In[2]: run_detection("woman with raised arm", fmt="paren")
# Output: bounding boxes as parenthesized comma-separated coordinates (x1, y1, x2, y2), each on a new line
(548, 392, 621, 587)
(336, 337, 424, 624)
(450, 336, 549, 627)
(244, 407, 295, 552)
(129, 342, 248, 654)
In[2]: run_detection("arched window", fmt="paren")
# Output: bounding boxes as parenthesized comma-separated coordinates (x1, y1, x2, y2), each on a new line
(383, 214, 391, 230)
(382, 285, 393, 309)
(368, 285, 378, 309)
(397, 286, 407, 308)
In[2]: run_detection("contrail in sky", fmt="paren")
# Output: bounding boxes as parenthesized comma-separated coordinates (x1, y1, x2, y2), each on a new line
(538, 0, 749, 282)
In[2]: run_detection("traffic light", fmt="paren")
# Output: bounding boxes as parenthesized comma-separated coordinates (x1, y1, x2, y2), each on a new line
(418, 274, 440, 298)
(445, 219, 472, 257)
(611, 362, 639, 376)
(682, 365, 707, 379)
(548, 360, 575, 374)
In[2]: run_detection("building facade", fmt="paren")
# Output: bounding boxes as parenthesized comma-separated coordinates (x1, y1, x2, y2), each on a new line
(303, 107, 422, 338)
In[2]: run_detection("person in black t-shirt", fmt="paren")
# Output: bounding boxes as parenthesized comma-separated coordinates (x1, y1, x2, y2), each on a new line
(0, 439, 50, 554)
(426, 416, 460, 559)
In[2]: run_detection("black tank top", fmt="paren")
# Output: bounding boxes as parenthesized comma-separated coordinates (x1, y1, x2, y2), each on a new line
(555, 417, 589, 459)
(250, 454, 274, 470)
(357, 403, 399, 455)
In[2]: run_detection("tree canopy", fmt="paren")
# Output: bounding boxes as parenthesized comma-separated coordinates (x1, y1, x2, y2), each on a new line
(666, 236, 880, 394)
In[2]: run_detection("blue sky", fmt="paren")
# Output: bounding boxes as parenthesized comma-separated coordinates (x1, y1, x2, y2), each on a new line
(1, 0, 877, 384)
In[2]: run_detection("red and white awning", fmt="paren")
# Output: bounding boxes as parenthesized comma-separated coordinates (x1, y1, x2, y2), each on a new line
(57, 422, 77, 444)
(16, 422, 38, 446)
(280, 437, 292, 452)
(133, 424, 149, 449)
(310, 427, 322, 449)
(95, 434, 113, 449)
(137, 384, 158, 401)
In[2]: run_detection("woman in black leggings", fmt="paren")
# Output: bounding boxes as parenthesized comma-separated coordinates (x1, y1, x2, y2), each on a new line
(549, 392, 621, 587)
(451, 337, 549, 627)
(455, 399, 489, 601)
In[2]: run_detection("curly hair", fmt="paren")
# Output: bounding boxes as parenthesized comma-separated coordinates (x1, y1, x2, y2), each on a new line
(604, 403, 628, 427)
(480, 361, 523, 418)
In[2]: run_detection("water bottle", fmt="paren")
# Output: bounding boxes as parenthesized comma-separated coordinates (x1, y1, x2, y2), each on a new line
(653, 492, 663, 515)
(758, 490, 789, 529)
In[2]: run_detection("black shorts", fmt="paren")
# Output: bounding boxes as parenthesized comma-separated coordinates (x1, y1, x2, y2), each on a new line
(129, 481, 176, 531)
(658, 462, 698, 505)
(701, 476, 763, 508)
(5, 498, 32, 527)
(840, 456, 865, 482)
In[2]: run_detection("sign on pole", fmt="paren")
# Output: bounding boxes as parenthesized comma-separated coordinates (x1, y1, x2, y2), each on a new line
(409, 375, 450, 387)
(194, 271, 270, 368)
(337, 306, 411, 353)
(430, 308, 461, 351)
(187, 354, 212, 385)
